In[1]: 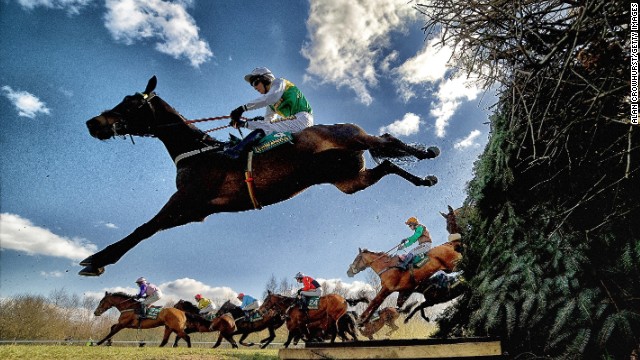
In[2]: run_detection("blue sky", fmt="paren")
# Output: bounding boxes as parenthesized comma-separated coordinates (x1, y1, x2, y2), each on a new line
(0, 0, 492, 306)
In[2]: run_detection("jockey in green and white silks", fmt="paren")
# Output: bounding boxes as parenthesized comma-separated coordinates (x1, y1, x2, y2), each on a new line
(230, 67, 313, 133)
(397, 217, 433, 270)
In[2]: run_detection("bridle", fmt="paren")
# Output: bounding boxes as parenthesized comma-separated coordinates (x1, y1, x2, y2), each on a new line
(349, 252, 371, 275)
(261, 294, 294, 314)
(96, 294, 138, 315)
(106, 92, 159, 139)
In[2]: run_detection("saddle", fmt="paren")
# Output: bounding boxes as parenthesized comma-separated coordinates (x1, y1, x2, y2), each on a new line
(140, 306, 162, 320)
(299, 296, 320, 310)
(252, 131, 293, 154)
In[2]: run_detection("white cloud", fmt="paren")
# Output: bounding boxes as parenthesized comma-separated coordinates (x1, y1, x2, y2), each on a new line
(103, 0, 212, 67)
(16, 0, 92, 15)
(40, 271, 65, 278)
(0, 213, 97, 260)
(431, 74, 482, 138)
(85, 277, 376, 308)
(1, 86, 51, 118)
(85, 277, 238, 307)
(318, 278, 375, 298)
(395, 37, 453, 102)
(302, 0, 419, 105)
(454, 130, 482, 150)
(379, 113, 422, 137)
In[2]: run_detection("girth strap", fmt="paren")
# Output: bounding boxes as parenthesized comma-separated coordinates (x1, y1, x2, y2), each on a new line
(245, 151, 262, 210)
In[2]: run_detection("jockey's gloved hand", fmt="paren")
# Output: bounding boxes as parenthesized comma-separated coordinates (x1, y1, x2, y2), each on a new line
(229, 106, 246, 129)
(251, 116, 265, 121)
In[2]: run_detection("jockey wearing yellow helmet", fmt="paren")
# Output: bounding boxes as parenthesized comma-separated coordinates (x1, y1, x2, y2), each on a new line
(194, 294, 217, 316)
(397, 216, 432, 270)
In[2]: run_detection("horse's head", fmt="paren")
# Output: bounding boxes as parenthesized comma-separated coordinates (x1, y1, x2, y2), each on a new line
(347, 248, 371, 277)
(86, 76, 159, 140)
(174, 299, 199, 314)
(441, 205, 459, 235)
(94, 291, 136, 316)
(94, 291, 115, 316)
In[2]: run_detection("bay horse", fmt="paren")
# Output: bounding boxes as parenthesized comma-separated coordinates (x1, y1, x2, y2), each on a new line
(214, 299, 286, 348)
(93, 292, 190, 347)
(260, 292, 349, 347)
(346, 243, 461, 324)
(80, 76, 440, 276)
(172, 300, 237, 348)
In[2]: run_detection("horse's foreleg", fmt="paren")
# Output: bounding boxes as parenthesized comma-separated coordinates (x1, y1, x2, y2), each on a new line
(359, 289, 390, 325)
(95, 324, 123, 345)
(404, 305, 421, 323)
(225, 334, 239, 349)
(159, 327, 172, 347)
(259, 327, 276, 348)
(420, 308, 430, 322)
(238, 333, 254, 347)
(79, 192, 209, 276)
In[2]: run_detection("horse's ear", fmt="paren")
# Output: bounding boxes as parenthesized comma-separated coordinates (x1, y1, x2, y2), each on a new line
(448, 205, 454, 213)
(440, 211, 447, 218)
(144, 75, 157, 95)
(358, 247, 362, 253)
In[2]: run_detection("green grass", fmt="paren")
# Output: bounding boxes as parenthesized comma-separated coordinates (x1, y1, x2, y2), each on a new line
(0, 345, 279, 360)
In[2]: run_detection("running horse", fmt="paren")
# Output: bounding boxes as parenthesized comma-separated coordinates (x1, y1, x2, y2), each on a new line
(80, 76, 440, 276)
(93, 292, 191, 347)
(346, 210, 462, 324)
(215, 299, 286, 348)
(171, 300, 238, 348)
(260, 292, 349, 347)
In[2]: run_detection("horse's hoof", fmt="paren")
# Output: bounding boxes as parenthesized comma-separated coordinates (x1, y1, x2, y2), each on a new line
(426, 146, 440, 159)
(79, 255, 94, 266)
(78, 265, 105, 276)
(424, 175, 438, 186)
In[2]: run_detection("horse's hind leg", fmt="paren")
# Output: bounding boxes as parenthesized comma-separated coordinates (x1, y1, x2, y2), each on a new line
(333, 160, 437, 194)
(369, 133, 439, 160)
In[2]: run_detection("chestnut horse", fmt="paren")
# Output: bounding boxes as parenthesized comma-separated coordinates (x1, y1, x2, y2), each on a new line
(80, 76, 440, 276)
(347, 243, 461, 324)
(260, 292, 348, 347)
(172, 300, 238, 348)
(93, 292, 190, 347)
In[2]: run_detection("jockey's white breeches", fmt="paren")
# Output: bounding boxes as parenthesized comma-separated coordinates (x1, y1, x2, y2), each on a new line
(247, 112, 313, 133)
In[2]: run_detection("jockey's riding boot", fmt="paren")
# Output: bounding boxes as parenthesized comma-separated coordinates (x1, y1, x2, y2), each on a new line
(223, 129, 266, 159)
(398, 254, 414, 270)
(139, 303, 147, 319)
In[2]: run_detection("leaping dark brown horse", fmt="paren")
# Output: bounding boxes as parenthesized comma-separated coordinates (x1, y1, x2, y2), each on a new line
(93, 292, 190, 347)
(80, 76, 441, 276)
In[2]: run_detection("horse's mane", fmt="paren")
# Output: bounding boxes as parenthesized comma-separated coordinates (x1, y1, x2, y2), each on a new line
(109, 291, 136, 298)
(185, 312, 211, 325)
